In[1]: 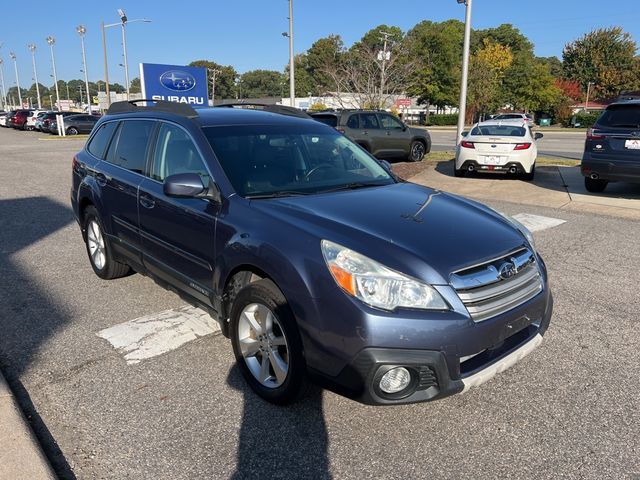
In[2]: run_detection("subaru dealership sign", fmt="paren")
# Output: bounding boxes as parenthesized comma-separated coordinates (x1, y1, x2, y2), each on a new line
(140, 63, 208, 105)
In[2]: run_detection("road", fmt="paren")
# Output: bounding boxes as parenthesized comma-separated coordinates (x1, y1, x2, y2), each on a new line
(0, 127, 638, 479)
(429, 128, 586, 160)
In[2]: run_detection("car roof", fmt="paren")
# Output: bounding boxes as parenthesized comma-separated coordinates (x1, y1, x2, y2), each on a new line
(607, 99, 640, 108)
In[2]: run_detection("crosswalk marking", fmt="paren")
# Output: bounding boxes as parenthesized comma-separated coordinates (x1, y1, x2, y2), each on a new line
(97, 305, 220, 365)
(512, 213, 566, 232)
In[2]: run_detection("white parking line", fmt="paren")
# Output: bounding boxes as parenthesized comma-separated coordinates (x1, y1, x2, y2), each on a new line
(97, 305, 221, 365)
(512, 213, 566, 232)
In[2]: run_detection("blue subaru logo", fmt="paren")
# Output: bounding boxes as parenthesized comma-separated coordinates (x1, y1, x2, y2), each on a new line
(159, 70, 196, 92)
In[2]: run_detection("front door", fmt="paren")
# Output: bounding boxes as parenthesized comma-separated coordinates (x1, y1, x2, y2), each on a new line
(378, 113, 410, 158)
(138, 122, 218, 306)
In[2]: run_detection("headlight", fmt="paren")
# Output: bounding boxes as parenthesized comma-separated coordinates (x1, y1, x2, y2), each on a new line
(321, 240, 449, 311)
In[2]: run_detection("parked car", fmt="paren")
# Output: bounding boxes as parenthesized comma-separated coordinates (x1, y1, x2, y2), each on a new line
(72, 101, 552, 406)
(0, 112, 7, 127)
(455, 121, 543, 180)
(26, 110, 46, 131)
(492, 113, 535, 125)
(2, 110, 18, 128)
(581, 100, 640, 192)
(40, 111, 77, 133)
(11, 109, 34, 130)
(50, 114, 100, 135)
(309, 109, 431, 162)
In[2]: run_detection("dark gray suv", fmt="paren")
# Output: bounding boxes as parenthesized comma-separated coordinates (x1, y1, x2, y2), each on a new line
(71, 101, 552, 406)
(581, 101, 640, 192)
(310, 110, 431, 162)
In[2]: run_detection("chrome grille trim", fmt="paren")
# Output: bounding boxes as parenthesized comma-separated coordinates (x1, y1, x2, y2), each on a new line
(451, 248, 543, 322)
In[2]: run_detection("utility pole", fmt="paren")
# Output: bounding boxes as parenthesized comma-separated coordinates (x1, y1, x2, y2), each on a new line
(456, 0, 473, 144)
(27, 44, 42, 108)
(9, 52, 21, 107)
(584, 81, 594, 112)
(102, 21, 111, 107)
(208, 68, 220, 105)
(378, 31, 393, 107)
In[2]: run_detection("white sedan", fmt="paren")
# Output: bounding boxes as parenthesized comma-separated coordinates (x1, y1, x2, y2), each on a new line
(455, 121, 543, 180)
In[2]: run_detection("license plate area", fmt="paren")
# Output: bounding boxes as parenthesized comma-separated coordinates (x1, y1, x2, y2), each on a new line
(481, 155, 505, 165)
(624, 139, 640, 150)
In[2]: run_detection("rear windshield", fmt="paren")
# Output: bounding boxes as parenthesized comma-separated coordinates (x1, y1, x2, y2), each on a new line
(494, 114, 522, 120)
(470, 125, 526, 137)
(311, 114, 338, 127)
(597, 105, 640, 128)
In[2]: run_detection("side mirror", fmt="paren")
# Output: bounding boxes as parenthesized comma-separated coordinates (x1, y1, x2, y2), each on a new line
(535, 132, 544, 140)
(379, 159, 392, 172)
(163, 173, 206, 198)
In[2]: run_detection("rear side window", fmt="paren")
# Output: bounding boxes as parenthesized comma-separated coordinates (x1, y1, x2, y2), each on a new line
(597, 105, 640, 128)
(87, 121, 118, 159)
(106, 120, 155, 173)
(346, 114, 359, 129)
(312, 115, 338, 127)
(360, 113, 380, 129)
(471, 125, 526, 137)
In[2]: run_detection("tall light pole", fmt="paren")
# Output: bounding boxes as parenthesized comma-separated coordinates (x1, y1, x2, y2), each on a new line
(208, 68, 220, 105)
(77, 25, 92, 111)
(283, 0, 295, 107)
(0, 58, 7, 110)
(455, 0, 473, 144)
(378, 31, 393, 107)
(27, 44, 42, 108)
(46, 36, 60, 111)
(117, 9, 131, 100)
(9, 52, 21, 107)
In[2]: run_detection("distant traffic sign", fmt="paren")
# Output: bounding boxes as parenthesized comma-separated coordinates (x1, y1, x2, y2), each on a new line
(395, 98, 411, 107)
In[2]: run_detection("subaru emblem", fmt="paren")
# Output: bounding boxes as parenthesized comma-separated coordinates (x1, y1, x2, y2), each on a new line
(498, 262, 517, 280)
(159, 70, 196, 92)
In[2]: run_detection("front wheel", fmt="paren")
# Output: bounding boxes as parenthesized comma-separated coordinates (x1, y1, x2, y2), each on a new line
(230, 279, 309, 405)
(67, 126, 79, 135)
(83, 206, 131, 279)
(408, 140, 426, 162)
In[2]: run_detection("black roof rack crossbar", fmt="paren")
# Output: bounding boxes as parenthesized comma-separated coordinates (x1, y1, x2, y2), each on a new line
(106, 99, 199, 118)
(214, 103, 311, 119)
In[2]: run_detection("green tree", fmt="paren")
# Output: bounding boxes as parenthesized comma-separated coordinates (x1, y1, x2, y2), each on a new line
(502, 57, 560, 112)
(304, 35, 344, 93)
(129, 77, 141, 94)
(239, 70, 284, 98)
(285, 54, 315, 97)
(473, 24, 533, 56)
(563, 27, 640, 98)
(468, 40, 514, 119)
(189, 60, 238, 100)
(537, 56, 563, 78)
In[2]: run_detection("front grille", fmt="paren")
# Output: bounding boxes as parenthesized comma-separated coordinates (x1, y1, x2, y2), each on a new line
(450, 248, 543, 322)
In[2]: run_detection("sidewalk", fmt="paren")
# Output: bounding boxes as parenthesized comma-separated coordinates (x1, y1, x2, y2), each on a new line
(0, 372, 56, 480)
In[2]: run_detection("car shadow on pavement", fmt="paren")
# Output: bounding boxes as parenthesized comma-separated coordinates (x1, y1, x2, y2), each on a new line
(226, 364, 332, 480)
(0, 196, 77, 479)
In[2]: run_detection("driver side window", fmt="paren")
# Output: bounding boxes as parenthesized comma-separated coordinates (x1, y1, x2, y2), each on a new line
(151, 123, 209, 184)
(379, 114, 404, 130)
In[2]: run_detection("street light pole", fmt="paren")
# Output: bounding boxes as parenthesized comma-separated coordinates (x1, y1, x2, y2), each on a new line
(455, 0, 473, 144)
(117, 9, 131, 100)
(27, 44, 42, 108)
(288, 0, 295, 107)
(0, 58, 7, 111)
(9, 52, 21, 107)
(46, 36, 60, 111)
(77, 25, 92, 111)
(208, 68, 220, 105)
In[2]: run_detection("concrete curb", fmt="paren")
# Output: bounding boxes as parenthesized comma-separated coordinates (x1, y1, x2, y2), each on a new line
(0, 372, 57, 480)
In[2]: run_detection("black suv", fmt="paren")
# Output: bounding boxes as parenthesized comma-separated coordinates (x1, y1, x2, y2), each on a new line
(581, 100, 640, 192)
(310, 110, 431, 162)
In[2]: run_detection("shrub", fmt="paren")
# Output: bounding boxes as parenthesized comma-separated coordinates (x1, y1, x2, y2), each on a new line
(308, 102, 328, 112)
(426, 114, 458, 126)
(573, 111, 601, 127)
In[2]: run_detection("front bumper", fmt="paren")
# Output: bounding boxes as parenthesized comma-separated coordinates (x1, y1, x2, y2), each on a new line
(310, 292, 553, 406)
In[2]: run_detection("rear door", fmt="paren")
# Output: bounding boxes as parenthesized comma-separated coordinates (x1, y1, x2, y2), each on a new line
(138, 122, 218, 305)
(357, 113, 383, 156)
(98, 119, 156, 264)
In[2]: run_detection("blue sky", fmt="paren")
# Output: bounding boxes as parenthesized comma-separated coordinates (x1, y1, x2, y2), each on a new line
(0, 0, 638, 89)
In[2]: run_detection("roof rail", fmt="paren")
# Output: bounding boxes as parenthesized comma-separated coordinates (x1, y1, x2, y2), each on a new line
(214, 103, 311, 119)
(106, 99, 199, 118)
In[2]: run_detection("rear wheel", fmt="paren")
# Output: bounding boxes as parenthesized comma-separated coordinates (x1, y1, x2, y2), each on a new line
(522, 164, 535, 181)
(408, 140, 426, 162)
(584, 177, 608, 193)
(83, 206, 131, 279)
(230, 279, 308, 405)
(454, 165, 466, 177)
(67, 126, 79, 135)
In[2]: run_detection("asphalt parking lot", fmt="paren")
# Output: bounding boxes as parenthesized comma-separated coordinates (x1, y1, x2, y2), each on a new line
(1, 127, 639, 479)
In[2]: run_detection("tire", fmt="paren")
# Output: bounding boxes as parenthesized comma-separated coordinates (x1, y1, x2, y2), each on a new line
(83, 206, 131, 280)
(454, 165, 465, 177)
(408, 140, 426, 162)
(67, 126, 79, 135)
(522, 165, 535, 181)
(230, 279, 309, 405)
(584, 177, 608, 193)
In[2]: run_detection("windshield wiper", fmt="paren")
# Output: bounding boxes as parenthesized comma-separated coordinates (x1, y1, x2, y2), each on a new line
(321, 181, 391, 193)
(246, 190, 311, 199)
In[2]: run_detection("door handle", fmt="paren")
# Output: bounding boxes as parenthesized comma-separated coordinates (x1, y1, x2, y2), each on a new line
(95, 173, 107, 186)
(139, 194, 156, 209)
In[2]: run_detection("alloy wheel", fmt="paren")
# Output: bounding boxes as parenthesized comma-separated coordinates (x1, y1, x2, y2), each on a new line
(86, 220, 106, 270)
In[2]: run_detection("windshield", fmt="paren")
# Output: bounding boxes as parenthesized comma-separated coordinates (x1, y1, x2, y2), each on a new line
(471, 125, 527, 137)
(203, 124, 395, 198)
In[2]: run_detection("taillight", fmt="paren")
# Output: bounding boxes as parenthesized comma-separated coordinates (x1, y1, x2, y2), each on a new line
(460, 140, 475, 149)
(514, 143, 531, 150)
(72, 156, 79, 170)
(587, 128, 605, 140)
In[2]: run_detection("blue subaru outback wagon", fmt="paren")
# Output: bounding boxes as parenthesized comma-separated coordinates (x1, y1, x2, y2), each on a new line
(71, 101, 553, 405)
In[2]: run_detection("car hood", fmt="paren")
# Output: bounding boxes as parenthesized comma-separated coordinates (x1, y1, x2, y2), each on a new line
(249, 182, 527, 284)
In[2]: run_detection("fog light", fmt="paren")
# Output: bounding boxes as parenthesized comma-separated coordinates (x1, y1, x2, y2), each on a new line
(379, 367, 411, 394)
